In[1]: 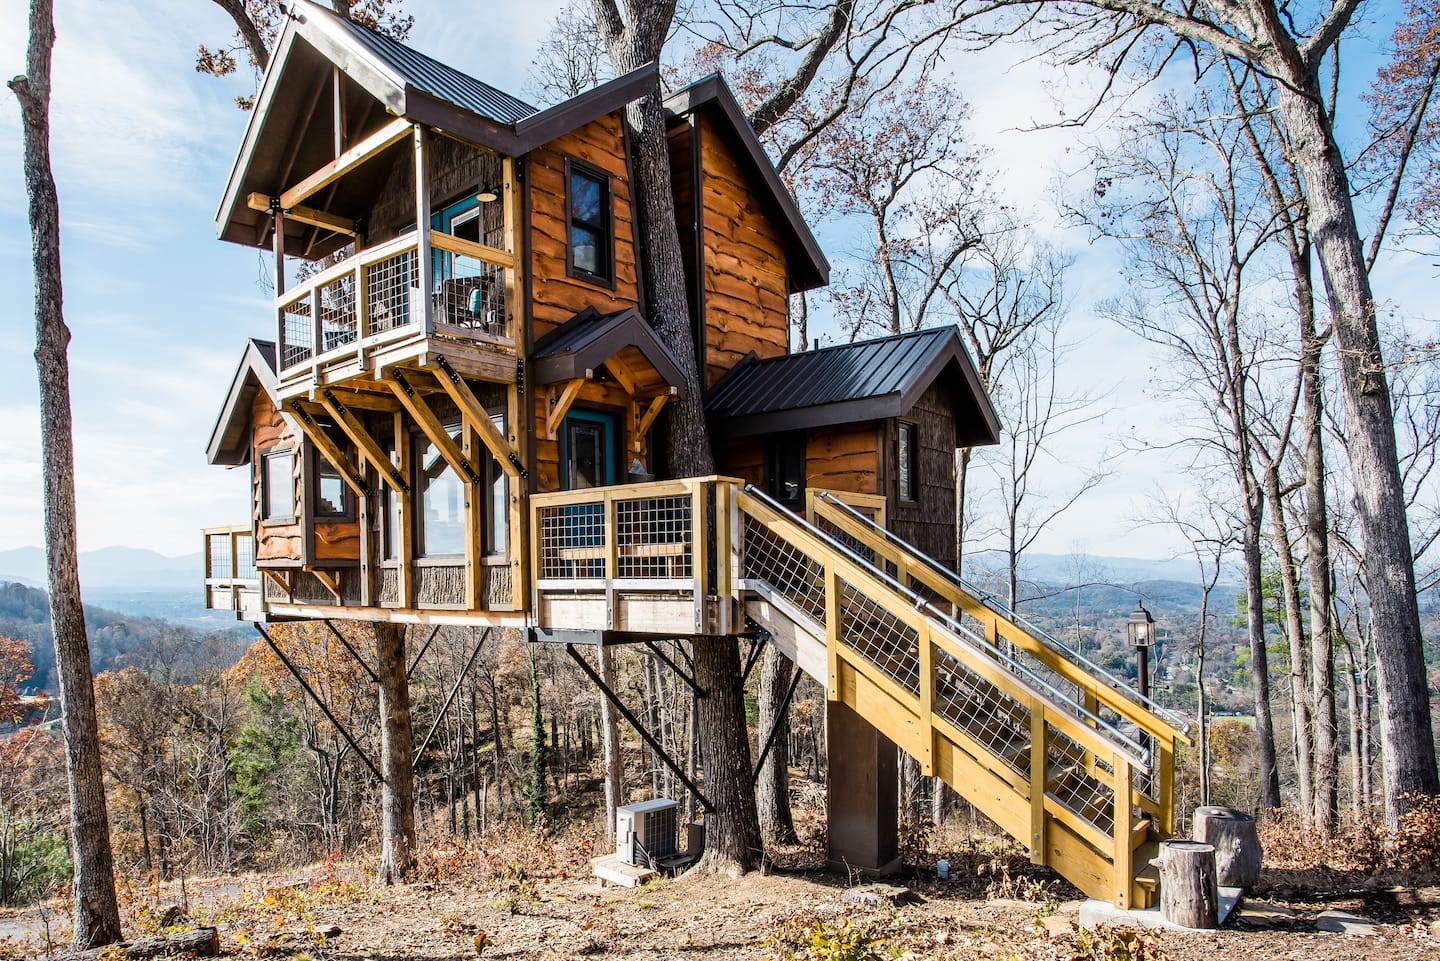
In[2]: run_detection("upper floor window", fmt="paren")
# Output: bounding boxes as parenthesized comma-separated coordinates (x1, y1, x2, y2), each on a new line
(315, 454, 351, 519)
(898, 422, 917, 503)
(566, 160, 613, 285)
(261, 447, 295, 523)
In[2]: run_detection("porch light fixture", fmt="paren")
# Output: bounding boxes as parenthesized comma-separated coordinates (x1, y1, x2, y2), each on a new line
(476, 185, 500, 203)
(1126, 603, 1155, 648)
(1127, 602, 1155, 701)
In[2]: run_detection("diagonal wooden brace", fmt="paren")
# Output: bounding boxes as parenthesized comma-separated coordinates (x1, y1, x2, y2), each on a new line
(316, 389, 409, 493)
(286, 401, 370, 498)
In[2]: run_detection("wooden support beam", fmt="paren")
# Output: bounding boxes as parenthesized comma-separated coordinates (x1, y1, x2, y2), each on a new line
(545, 377, 587, 440)
(316, 390, 409, 493)
(604, 356, 638, 394)
(285, 401, 370, 498)
(248, 192, 357, 237)
(311, 569, 345, 605)
(394, 410, 414, 607)
(280, 116, 411, 211)
(427, 355, 526, 479)
(1030, 705, 1047, 865)
(634, 390, 672, 453)
(311, 386, 400, 412)
(385, 370, 482, 485)
(261, 568, 293, 600)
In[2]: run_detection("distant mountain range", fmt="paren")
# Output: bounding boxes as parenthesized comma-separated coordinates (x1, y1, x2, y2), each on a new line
(0, 545, 203, 591)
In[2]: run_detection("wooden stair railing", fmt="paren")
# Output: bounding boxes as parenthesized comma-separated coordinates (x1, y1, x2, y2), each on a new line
(735, 485, 1168, 909)
(809, 490, 1188, 838)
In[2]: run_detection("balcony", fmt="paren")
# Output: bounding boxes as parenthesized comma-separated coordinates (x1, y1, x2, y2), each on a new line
(275, 229, 517, 397)
(203, 524, 262, 619)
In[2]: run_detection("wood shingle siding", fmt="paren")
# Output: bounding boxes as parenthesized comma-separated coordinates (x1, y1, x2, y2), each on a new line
(886, 380, 959, 570)
(698, 113, 789, 387)
(527, 112, 642, 340)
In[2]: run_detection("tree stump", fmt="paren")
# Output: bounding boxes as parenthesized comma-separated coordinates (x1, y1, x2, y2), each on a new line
(1192, 806, 1262, 887)
(1151, 840, 1219, 929)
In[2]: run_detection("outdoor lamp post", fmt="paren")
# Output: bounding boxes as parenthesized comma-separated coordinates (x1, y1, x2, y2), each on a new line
(1127, 603, 1155, 701)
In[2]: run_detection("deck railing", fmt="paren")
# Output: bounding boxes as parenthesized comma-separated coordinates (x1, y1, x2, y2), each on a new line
(203, 524, 260, 614)
(276, 230, 514, 377)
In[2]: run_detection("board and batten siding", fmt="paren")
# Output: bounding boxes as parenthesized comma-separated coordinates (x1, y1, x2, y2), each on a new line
(697, 112, 789, 387)
(885, 381, 959, 570)
(527, 112, 642, 341)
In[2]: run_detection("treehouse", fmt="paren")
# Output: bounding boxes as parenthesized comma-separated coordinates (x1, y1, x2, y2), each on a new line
(203, 0, 1186, 909)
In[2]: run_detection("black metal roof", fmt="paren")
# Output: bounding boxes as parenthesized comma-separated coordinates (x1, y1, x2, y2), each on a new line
(208, 339, 279, 467)
(705, 327, 1000, 445)
(532, 308, 687, 396)
(308, 3, 537, 123)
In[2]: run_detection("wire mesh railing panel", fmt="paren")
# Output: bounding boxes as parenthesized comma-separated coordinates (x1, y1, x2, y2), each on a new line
(280, 298, 313, 370)
(814, 514, 878, 567)
(538, 504, 606, 580)
(317, 273, 357, 351)
(207, 535, 232, 580)
(1045, 726, 1118, 836)
(366, 247, 418, 333)
(434, 249, 508, 338)
(235, 533, 256, 580)
(932, 646, 1033, 778)
(837, 577, 920, 695)
(741, 514, 826, 623)
(617, 496, 692, 578)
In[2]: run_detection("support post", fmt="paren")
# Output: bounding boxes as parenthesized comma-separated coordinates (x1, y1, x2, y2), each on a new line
(414, 124, 433, 335)
(825, 699, 899, 874)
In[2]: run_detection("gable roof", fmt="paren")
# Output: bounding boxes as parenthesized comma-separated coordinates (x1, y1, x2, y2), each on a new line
(664, 75, 829, 293)
(218, 0, 658, 252)
(705, 327, 1000, 445)
(207, 340, 279, 467)
(532, 308, 687, 397)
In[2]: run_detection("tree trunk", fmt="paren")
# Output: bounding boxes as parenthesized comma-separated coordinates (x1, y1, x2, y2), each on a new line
(598, 644, 624, 842)
(757, 646, 797, 844)
(1262, 462, 1312, 821)
(1274, 75, 1439, 823)
(691, 636, 762, 876)
(1152, 841, 1220, 930)
(1240, 481, 1281, 811)
(373, 622, 415, 884)
(10, 0, 123, 947)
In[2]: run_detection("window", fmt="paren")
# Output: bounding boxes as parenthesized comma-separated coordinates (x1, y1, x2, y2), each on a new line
(315, 456, 350, 518)
(566, 161, 613, 284)
(486, 412, 508, 556)
(261, 447, 295, 523)
(766, 433, 806, 510)
(417, 426, 466, 557)
(898, 422, 917, 503)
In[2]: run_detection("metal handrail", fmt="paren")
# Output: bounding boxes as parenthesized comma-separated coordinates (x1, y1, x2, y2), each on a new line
(815, 490, 1189, 733)
(741, 485, 1150, 769)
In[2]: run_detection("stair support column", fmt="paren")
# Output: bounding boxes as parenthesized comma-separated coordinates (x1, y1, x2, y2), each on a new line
(825, 699, 899, 876)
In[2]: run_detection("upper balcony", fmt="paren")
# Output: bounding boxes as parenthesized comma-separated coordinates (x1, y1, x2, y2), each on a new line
(273, 226, 518, 400)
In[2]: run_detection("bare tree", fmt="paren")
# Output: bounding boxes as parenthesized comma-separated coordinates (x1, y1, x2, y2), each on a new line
(995, 0, 1437, 823)
(528, 1, 614, 105)
(1087, 93, 1286, 810)
(10, 0, 123, 946)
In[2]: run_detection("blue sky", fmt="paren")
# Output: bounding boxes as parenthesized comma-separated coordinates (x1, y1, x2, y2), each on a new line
(0, 0, 1432, 566)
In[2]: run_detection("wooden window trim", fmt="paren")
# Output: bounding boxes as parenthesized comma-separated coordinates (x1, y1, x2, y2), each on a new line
(413, 423, 467, 561)
(259, 445, 297, 527)
(897, 421, 918, 504)
(564, 156, 616, 289)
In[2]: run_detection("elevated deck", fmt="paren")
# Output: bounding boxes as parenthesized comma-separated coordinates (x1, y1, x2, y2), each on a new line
(205, 477, 1185, 908)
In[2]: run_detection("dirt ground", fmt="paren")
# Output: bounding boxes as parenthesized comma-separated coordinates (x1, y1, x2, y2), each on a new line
(4, 847, 1438, 961)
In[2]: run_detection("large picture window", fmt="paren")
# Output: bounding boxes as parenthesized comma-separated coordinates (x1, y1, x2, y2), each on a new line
(417, 426, 465, 557)
(260, 447, 295, 523)
(566, 160, 613, 285)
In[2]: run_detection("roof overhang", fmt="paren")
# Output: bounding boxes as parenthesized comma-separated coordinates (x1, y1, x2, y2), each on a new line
(207, 340, 279, 466)
(664, 74, 830, 293)
(216, 0, 658, 254)
(708, 330, 1000, 445)
(532, 308, 687, 397)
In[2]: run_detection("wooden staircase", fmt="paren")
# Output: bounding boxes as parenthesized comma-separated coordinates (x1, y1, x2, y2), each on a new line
(735, 486, 1187, 908)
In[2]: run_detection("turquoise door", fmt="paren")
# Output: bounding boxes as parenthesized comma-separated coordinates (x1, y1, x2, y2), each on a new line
(560, 409, 619, 577)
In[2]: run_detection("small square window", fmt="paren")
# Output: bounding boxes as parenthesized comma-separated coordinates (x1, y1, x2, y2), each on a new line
(566, 162, 613, 285)
(261, 448, 295, 522)
(898, 423, 917, 503)
(316, 458, 349, 518)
